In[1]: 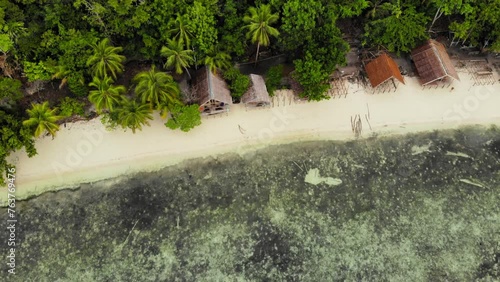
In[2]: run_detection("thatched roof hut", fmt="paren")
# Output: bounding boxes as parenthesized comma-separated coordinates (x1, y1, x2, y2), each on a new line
(411, 39, 460, 85)
(193, 66, 232, 115)
(364, 53, 405, 88)
(241, 74, 271, 107)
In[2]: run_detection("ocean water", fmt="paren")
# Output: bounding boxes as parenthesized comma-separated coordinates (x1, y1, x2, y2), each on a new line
(1, 126, 500, 281)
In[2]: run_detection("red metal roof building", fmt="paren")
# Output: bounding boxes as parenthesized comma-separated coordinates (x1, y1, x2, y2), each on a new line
(364, 53, 405, 88)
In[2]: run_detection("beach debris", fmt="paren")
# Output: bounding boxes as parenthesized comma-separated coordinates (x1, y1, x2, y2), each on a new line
(365, 114, 372, 130)
(459, 178, 488, 189)
(203, 171, 212, 180)
(446, 151, 472, 159)
(411, 144, 431, 155)
(351, 114, 363, 138)
(292, 161, 304, 172)
(238, 124, 246, 134)
(352, 164, 365, 169)
(115, 213, 143, 254)
(305, 168, 342, 186)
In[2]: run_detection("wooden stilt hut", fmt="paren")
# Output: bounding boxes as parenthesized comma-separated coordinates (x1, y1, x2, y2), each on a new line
(411, 39, 460, 87)
(193, 66, 233, 115)
(364, 53, 405, 93)
(241, 74, 271, 107)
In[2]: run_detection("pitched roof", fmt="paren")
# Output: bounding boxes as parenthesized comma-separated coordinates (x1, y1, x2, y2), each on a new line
(241, 74, 271, 105)
(364, 53, 405, 88)
(193, 66, 232, 105)
(411, 39, 460, 85)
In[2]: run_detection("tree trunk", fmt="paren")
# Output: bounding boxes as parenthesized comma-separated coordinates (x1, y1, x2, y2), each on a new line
(482, 38, 490, 50)
(462, 29, 472, 45)
(193, 47, 198, 70)
(429, 7, 443, 32)
(254, 42, 260, 66)
(184, 66, 192, 80)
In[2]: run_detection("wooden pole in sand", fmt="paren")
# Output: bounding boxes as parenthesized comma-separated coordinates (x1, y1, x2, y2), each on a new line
(365, 114, 372, 130)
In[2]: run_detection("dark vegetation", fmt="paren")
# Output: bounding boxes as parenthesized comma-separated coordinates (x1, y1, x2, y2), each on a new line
(1, 0, 500, 180)
(265, 64, 283, 96)
(223, 67, 250, 101)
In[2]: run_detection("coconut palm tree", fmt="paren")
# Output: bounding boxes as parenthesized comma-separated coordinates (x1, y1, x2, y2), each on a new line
(243, 4, 280, 64)
(22, 101, 64, 138)
(158, 102, 171, 119)
(115, 99, 154, 133)
(86, 38, 126, 79)
(51, 65, 71, 89)
(168, 13, 194, 49)
(88, 76, 126, 113)
(133, 66, 180, 110)
(204, 51, 232, 74)
(160, 39, 194, 79)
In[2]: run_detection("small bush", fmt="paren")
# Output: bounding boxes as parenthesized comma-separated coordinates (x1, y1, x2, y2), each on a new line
(223, 68, 250, 100)
(59, 97, 85, 117)
(165, 104, 202, 132)
(23, 61, 53, 82)
(67, 72, 89, 97)
(0, 77, 22, 101)
(100, 111, 119, 131)
(293, 53, 330, 101)
(265, 64, 283, 97)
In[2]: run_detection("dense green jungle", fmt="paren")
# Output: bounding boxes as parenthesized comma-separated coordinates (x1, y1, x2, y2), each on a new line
(1, 126, 499, 281)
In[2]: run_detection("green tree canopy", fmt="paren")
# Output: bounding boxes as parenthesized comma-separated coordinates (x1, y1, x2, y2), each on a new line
(73, 0, 152, 39)
(22, 101, 64, 138)
(86, 38, 126, 79)
(223, 68, 250, 100)
(88, 76, 126, 113)
(35, 29, 99, 75)
(281, 0, 323, 51)
(168, 13, 194, 49)
(115, 99, 153, 134)
(0, 33, 13, 53)
(133, 66, 180, 110)
(0, 78, 22, 102)
(185, 1, 218, 61)
(160, 39, 194, 78)
(448, 0, 500, 51)
(243, 4, 280, 63)
(363, 2, 429, 54)
(204, 49, 232, 74)
(164, 104, 202, 132)
(1, 109, 36, 184)
(219, 0, 247, 57)
(67, 71, 89, 97)
(293, 52, 330, 101)
(427, 0, 467, 31)
(265, 64, 283, 97)
(329, 0, 370, 18)
(50, 64, 71, 89)
(23, 61, 52, 82)
(58, 97, 85, 117)
(281, 0, 348, 101)
(34, 29, 99, 97)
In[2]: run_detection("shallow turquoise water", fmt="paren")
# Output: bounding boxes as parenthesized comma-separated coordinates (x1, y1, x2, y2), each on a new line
(1, 126, 500, 281)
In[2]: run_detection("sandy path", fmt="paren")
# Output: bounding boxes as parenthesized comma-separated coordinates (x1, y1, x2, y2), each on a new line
(2, 73, 500, 204)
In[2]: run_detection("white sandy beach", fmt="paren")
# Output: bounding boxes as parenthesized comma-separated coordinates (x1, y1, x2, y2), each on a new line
(2, 71, 500, 204)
